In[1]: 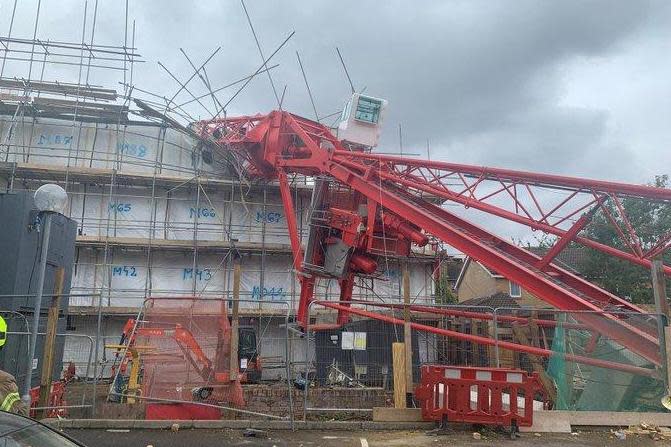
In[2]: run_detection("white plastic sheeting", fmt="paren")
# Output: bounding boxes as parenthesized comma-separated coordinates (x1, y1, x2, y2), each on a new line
(314, 261, 435, 305)
(63, 183, 308, 243)
(70, 249, 299, 308)
(70, 247, 434, 308)
(0, 117, 228, 177)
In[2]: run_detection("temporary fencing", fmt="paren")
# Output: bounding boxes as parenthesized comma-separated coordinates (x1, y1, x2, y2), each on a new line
(300, 300, 668, 419)
(4, 331, 95, 417)
(492, 307, 667, 412)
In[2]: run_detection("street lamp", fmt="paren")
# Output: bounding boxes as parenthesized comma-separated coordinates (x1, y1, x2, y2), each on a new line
(22, 184, 68, 403)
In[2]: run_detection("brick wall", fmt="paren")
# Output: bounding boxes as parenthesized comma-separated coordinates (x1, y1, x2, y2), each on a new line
(456, 262, 498, 301)
(243, 384, 392, 417)
(457, 261, 549, 308)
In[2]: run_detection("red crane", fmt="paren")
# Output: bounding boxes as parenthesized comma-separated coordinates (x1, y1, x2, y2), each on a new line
(195, 109, 671, 376)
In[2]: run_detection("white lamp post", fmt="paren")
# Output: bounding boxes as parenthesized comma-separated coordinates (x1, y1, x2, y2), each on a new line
(22, 184, 68, 403)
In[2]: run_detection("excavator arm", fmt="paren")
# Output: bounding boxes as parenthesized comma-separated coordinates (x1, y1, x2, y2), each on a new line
(122, 320, 214, 381)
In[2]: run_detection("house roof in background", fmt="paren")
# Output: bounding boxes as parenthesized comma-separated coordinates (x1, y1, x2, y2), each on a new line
(454, 245, 589, 290)
(454, 257, 503, 290)
(526, 246, 588, 275)
(459, 292, 521, 310)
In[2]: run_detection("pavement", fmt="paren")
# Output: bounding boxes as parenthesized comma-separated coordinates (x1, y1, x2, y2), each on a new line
(61, 428, 668, 447)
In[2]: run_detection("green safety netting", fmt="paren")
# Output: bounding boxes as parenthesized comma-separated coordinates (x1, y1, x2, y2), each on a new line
(545, 314, 666, 412)
(547, 317, 569, 410)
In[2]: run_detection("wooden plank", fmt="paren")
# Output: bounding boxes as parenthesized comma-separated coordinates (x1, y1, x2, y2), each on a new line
(511, 324, 557, 405)
(483, 321, 496, 367)
(75, 235, 293, 253)
(0, 93, 30, 102)
(652, 256, 670, 319)
(392, 342, 406, 409)
(229, 256, 241, 381)
(469, 320, 479, 365)
(402, 264, 413, 390)
(32, 97, 127, 112)
(372, 407, 423, 422)
(554, 410, 671, 427)
(665, 326, 671, 397)
(0, 79, 117, 100)
(38, 267, 65, 418)
(0, 161, 315, 193)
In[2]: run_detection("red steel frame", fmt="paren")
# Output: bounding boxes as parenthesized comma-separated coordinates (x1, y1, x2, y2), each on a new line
(196, 110, 671, 373)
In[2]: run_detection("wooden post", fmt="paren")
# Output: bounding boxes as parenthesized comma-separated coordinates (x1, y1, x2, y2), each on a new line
(652, 256, 669, 321)
(512, 323, 558, 405)
(38, 267, 65, 418)
(469, 320, 479, 366)
(230, 255, 241, 381)
(651, 256, 670, 399)
(402, 263, 413, 392)
(665, 326, 671, 397)
(392, 342, 406, 408)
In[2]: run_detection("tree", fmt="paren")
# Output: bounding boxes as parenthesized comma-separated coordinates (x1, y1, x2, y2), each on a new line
(580, 175, 671, 304)
(434, 275, 458, 304)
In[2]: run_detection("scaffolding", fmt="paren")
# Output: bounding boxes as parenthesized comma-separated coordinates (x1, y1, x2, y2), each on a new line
(0, 1, 439, 390)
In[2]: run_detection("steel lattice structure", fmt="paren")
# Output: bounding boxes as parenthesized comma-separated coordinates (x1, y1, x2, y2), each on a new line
(196, 110, 671, 375)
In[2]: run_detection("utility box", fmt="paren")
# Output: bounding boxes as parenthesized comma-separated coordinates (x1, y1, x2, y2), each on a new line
(0, 190, 77, 392)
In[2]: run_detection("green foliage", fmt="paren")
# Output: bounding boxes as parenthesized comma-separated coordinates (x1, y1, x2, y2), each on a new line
(435, 276, 458, 304)
(521, 233, 557, 250)
(581, 175, 671, 304)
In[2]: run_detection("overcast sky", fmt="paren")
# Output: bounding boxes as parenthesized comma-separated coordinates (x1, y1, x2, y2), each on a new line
(2, 0, 670, 242)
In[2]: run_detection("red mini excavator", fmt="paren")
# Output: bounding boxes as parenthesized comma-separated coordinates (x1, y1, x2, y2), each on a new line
(110, 315, 261, 406)
(117, 319, 262, 385)
(193, 93, 671, 379)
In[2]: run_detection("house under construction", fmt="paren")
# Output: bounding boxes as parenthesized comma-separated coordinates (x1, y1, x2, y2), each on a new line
(0, 3, 439, 384)
(2, 1, 670, 423)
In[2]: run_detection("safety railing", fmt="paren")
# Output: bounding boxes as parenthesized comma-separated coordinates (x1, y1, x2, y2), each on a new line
(4, 331, 96, 418)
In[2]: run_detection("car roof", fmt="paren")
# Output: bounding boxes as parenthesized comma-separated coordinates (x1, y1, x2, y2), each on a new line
(0, 410, 36, 437)
(0, 411, 86, 446)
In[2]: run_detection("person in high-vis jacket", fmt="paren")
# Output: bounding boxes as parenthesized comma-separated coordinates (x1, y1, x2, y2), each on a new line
(0, 316, 28, 416)
(0, 315, 6, 350)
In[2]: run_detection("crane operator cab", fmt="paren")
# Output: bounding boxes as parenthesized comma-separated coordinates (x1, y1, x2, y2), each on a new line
(337, 93, 388, 149)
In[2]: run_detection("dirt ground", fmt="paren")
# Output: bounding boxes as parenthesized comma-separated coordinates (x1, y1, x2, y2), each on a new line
(63, 428, 671, 447)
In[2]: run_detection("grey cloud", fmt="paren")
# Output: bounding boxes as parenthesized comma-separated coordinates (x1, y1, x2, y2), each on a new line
(1, 0, 669, 190)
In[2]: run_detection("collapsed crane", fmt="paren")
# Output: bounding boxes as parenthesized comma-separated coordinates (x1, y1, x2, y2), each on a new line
(194, 94, 671, 378)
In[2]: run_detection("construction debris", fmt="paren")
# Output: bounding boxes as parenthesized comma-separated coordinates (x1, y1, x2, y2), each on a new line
(623, 423, 671, 441)
(613, 429, 626, 440)
(243, 428, 267, 438)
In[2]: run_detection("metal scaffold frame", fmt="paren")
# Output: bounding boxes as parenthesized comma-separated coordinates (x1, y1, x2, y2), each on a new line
(0, 4, 441, 418)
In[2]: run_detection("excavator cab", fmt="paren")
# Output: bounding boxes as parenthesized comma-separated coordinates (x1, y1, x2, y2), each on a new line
(238, 326, 262, 383)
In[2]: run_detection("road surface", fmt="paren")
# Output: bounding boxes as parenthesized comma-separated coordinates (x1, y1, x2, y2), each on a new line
(62, 428, 664, 446)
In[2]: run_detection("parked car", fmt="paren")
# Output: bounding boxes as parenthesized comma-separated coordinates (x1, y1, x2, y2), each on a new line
(0, 410, 86, 446)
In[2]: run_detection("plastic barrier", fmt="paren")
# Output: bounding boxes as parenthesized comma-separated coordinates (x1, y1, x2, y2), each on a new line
(29, 381, 67, 418)
(145, 403, 221, 420)
(415, 365, 546, 435)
